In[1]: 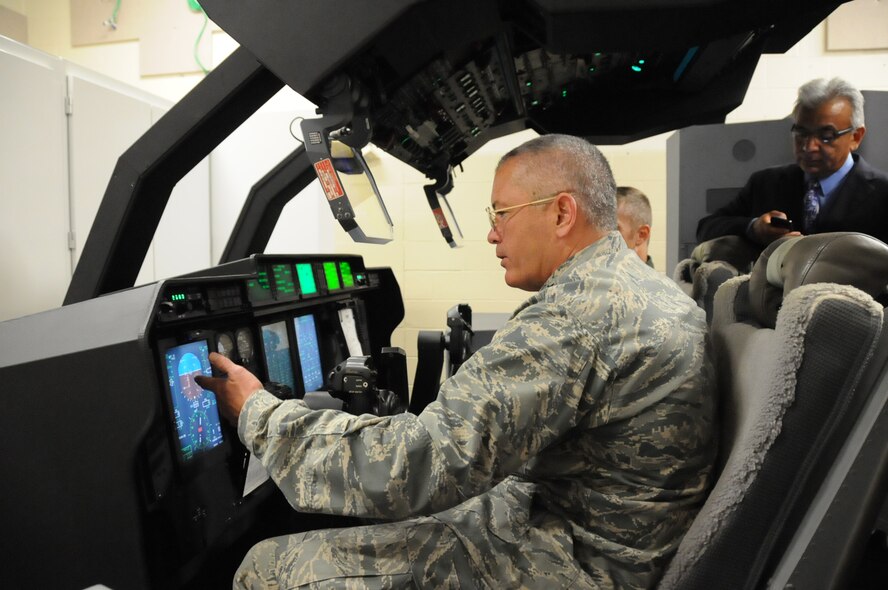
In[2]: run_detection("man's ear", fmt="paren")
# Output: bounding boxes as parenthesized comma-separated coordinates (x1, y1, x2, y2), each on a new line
(850, 125, 866, 151)
(553, 192, 578, 238)
(636, 224, 651, 245)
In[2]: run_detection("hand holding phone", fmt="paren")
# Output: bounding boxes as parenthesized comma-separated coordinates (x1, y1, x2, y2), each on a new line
(769, 216, 793, 230)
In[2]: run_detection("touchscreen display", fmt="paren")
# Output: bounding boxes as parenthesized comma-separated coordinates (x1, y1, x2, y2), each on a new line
(261, 321, 295, 392)
(294, 314, 324, 392)
(164, 341, 224, 461)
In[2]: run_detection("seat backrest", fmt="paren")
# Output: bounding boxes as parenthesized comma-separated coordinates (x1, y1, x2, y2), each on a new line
(673, 235, 763, 322)
(658, 232, 888, 590)
(767, 324, 888, 589)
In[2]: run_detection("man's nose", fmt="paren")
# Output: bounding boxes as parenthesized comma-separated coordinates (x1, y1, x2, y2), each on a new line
(801, 135, 820, 152)
(487, 225, 500, 244)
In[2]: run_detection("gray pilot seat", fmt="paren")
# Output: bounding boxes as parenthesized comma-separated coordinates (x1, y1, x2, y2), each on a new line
(673, 235, 763, 322)
(659, 232, 888, 590)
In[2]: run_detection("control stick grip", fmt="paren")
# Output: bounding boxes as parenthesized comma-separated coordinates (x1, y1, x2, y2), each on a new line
(378, 347, 409, 411)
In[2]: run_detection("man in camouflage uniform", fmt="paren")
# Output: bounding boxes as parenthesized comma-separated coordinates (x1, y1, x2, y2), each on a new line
(199, 134, 715, 589)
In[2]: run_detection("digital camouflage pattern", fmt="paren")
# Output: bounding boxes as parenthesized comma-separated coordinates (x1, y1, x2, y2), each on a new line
(235, 232, 715, 589)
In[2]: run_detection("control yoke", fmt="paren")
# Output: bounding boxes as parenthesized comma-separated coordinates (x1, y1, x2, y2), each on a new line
(325, 347, 409, 416)
(423, 166, 463, 248)
(410, 304, 475, 414)
(301, 75, 393, 244)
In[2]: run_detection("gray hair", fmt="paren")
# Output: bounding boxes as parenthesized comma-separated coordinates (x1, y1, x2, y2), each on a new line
(793, 77, 865, 128)
(496, 134, 617, 230)
(616, 186, 652, 228)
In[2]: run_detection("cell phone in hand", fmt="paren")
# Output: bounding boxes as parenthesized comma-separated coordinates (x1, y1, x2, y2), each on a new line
(769, 217, 793, 230)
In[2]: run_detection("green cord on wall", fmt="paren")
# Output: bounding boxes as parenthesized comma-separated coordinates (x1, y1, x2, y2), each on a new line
(104, 0, 122, 30)
(189, 0, 210, 75)
(193, 12, 209, 74)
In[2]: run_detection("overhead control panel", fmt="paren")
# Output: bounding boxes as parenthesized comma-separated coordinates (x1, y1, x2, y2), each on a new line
(371, 41, 521, 175)
(200, 0, 843, 170)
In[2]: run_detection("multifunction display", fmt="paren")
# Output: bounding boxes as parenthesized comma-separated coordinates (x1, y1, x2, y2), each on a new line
(164, 341, 224, 461)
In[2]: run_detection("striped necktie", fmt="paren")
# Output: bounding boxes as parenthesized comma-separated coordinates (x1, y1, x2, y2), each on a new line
(803, 180, 821, 233)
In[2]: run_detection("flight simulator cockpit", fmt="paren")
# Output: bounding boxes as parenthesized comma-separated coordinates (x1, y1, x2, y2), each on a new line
(1, 252, 404, 589)
(0, 1, 870, 589)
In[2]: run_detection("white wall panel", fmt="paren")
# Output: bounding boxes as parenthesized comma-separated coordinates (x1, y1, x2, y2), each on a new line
(0, 39, 212, 322)
(143, 106, 212, 282)
(0, 40, 70, 321)
(67, 74, 154, 270)
(209, 87, 332, 262)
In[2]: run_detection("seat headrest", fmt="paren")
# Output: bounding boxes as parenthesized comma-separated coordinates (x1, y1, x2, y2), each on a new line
(747, 232, 888, 328)
(691, 235, 762, 274)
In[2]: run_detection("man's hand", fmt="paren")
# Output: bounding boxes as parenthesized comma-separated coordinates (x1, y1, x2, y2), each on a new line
(195, 352, 263, 425)
(748, 210, 802, 245)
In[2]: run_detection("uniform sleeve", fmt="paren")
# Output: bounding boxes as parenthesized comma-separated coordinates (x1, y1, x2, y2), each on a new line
(238, 301, 601, 520)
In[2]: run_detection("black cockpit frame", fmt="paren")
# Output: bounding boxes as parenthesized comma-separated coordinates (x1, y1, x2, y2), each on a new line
(63, 0, 846, 305)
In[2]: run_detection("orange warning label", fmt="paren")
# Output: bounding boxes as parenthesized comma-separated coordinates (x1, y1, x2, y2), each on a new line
(432, 208, 448, 230)
(314, 159, 345, 201)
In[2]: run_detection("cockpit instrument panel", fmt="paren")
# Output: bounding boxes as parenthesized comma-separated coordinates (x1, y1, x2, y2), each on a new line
(0, 253, 402, 590)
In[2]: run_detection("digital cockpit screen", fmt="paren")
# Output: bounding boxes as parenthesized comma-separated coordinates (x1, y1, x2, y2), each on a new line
(164, 341, 224, 461)
(294, 314, 324, 392)
(323, 262, 341, 291)
(261, 321, 295, 392)
(296, 263, 317, 295)
(339, 261, 354, 287)
(272, 263, 297, 300)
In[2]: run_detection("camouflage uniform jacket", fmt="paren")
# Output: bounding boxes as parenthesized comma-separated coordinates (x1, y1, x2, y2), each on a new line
(238, 232, 715, 589)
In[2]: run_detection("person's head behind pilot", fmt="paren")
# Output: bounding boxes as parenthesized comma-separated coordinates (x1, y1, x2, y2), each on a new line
(791, 77, 866, 180)
(486, 134, 617, 291)
(615, 186, 653, 266)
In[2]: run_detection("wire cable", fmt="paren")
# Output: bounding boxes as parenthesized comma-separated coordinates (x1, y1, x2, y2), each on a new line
(289, 117, 305, 144)
(193, 11, 209, 74)
(103, 0, 122, 30)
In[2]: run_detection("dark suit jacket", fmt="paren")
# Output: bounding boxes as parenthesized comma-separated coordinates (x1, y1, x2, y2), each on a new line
(696, 154, 888, 245)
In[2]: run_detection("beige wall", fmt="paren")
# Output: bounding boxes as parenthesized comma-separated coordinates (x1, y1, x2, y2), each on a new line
(1, 0, 236, 100)
(5, 1, 888, 377)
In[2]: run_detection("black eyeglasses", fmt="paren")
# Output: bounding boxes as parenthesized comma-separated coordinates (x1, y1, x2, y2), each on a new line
(790, 124, 855, 145)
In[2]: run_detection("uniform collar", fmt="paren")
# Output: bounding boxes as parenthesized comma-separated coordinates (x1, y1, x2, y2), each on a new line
(544, 231, 625, 288)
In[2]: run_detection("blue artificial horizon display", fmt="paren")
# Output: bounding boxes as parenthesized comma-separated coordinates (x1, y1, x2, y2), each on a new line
(164, 340, 224, 461)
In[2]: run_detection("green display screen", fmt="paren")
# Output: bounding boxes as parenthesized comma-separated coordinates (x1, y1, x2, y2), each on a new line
(272, 263, 297, 299)
(323, 262, 341, 291)
(339, 261, 354, 287)
(248, 266, 273, 301)
(296, 263, 317, 295)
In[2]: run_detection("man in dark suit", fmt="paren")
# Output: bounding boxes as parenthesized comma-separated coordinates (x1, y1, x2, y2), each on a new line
(697, 78, 888, 246)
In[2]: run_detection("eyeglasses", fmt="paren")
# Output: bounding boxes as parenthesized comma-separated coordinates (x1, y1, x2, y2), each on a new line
(791, 124, 855, 145)
(485, 194, 559, 230)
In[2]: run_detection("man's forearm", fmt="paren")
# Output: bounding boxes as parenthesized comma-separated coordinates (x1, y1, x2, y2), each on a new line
(238, 390, 460, 519)
(696, 214, 752, 243)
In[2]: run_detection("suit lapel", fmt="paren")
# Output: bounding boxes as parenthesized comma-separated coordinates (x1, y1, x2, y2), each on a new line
(819, 156, 870, 225)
